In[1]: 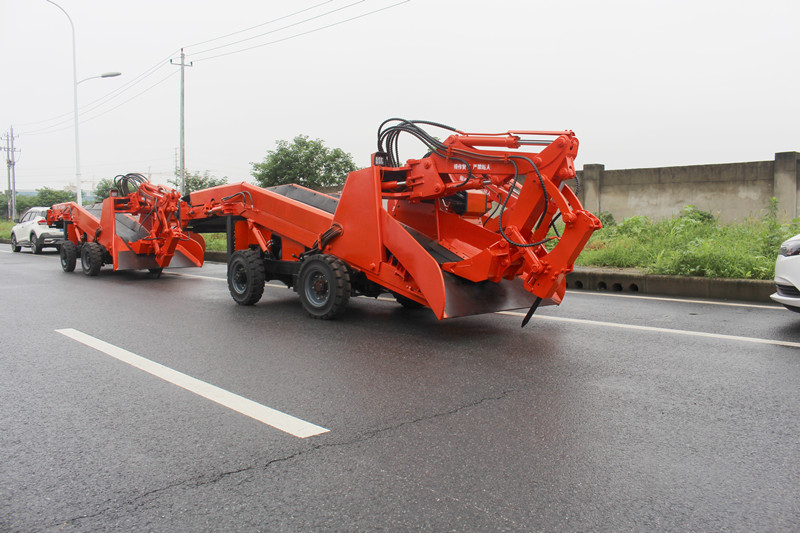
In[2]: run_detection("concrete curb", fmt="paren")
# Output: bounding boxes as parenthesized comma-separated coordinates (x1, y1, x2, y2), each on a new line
(3, 238, 776, 303)
(205, 251, 227, 263)
(567, 266, 775, 303)
(205, 253, 777, 304)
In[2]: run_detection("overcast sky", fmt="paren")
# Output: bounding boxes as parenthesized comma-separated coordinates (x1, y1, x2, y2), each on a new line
(1, 0, 798, 192)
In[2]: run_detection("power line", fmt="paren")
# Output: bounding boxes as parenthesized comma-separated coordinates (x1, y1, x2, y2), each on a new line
(188, 0, 365, 57)
(15, 1, 411, 139)
(23, 70, 179, 136)
(192, 0, 410, 63)
(16, 50, 179, 129)
(183, 0, 334, 49)
(14, 2, 362, 131)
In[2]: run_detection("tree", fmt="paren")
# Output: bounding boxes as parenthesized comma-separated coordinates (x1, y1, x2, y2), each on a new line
(34, 187, 76, 207)
(94, 178, 116, 202)
(250, 135, 357, 190)
(169, 170, 228, 194)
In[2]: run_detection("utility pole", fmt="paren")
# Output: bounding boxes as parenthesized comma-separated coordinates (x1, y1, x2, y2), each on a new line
(3, 127, 19, 221)
(170, 49, 192, 196)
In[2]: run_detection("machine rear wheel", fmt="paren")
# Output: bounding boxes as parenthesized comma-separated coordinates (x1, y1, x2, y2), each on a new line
(81, 242, 104, 276)
(60, 241, 77, 272)
(228, 249, 266, 305)
(298, 255, 350, 319)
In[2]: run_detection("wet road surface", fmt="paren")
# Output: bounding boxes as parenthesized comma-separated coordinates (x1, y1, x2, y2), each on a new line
(2, 247, 799, 531)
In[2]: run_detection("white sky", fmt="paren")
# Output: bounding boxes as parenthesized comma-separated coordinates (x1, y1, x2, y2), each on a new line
(1, 0, 799, 192)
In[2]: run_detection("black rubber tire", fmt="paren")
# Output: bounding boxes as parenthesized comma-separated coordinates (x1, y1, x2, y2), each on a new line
(783, 304, 800, 314)
(11, 234, 20, 253)
(297, 255, 351, 319)
(227, 249, 266, 305)
(395, 294, 425, 309)
(60, 241, 77, 272)
(30, 233, 42, 254)
(148, 268, 163, 279)
(81, 242, 104, 276)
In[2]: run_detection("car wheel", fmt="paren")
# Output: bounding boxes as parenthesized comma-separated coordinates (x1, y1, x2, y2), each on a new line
(60, 241, 78, 272)
(30, 233, 42, 254)
(11, 234, 21, 253)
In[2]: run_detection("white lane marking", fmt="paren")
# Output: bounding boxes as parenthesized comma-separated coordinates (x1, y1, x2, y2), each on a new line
(566, 289, 779, 309)
(167, 271, 793, 341)
(167, 271, 780, 311)
(55, 328, 329, 438)
(165, 272, 225, 282)
(498, 311, 800, 349)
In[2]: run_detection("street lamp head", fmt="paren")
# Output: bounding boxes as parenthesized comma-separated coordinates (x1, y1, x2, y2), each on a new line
(100, 72, 122, 78)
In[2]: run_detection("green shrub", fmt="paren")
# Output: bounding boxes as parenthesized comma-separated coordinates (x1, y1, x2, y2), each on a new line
(596, 211, 616, 227)
(575, 202, 797, 280)
(679, 205, 715, 224)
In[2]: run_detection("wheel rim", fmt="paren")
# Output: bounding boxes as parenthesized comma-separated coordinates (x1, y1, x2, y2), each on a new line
(231, 263, 248, 294)
(30, 235, 37, 248)
(81, 246, 91, 270)
(304, 269, 329, 308)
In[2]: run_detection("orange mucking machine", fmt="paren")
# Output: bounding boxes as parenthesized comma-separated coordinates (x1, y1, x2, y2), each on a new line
(48, 173, 205, 277)
(47, 120, 600, 326)
(183, 119, 601, 326)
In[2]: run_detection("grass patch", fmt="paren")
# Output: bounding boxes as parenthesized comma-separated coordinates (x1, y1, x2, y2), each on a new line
(1, 220, 13, 239)
(203, 233, 227, 252)
(5, 204, 793, 281)
(575, 203, 797, 280)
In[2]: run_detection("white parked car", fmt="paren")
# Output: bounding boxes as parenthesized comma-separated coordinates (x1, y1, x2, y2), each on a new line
(771, 233, 800, 312)
(10, 207, 63, 254)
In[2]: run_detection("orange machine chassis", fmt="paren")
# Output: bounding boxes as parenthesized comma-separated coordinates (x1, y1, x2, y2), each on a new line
(184, 119, 601, 325)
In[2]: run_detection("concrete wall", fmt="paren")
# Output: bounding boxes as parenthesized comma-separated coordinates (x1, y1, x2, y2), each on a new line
(577, 152, 800, 223)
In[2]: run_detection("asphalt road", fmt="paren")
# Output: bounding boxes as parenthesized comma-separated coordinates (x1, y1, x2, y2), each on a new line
(2, 247, 799, 532)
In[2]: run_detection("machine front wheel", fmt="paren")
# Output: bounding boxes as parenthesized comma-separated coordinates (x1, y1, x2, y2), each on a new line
(60, 241, 77, 272)
(297, 255, 351, 320)
(81, 242, 104, 276)
(228, 249, 266, 305)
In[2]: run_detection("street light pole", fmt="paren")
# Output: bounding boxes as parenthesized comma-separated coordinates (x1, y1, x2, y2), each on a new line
(45, 1, 120, 206)
(44, 0, 81, 203)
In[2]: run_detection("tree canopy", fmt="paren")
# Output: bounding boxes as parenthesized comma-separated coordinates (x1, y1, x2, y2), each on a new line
(168, 170, 228, 194)
(250, 135, 357, 190)
(93, 178, 116, 202)
(34, 187, 76, 207)
(2, 187, 76, 219)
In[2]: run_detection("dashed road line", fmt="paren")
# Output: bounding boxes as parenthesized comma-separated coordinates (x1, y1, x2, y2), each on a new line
(498, 311, 800, 349)
(164, 271, 798, 347)
(56, 328, 329, 438)
(166, 271, 780, 310)
(568, 289, 778, 309)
